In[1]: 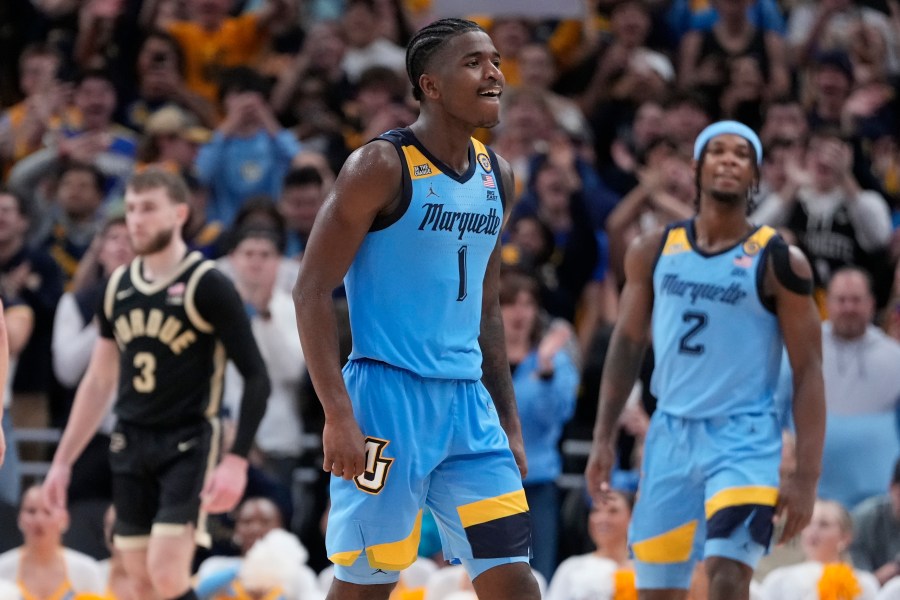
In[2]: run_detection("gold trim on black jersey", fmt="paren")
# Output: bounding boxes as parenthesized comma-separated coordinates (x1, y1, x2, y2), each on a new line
(206, 342, 226, 419)
(184, 261, 216, 334)
(104, 264, 129, 324)
(130, 251, 204, 296)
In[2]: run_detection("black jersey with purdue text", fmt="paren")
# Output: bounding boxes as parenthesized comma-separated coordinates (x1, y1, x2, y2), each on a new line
(98, 251, 250, 427)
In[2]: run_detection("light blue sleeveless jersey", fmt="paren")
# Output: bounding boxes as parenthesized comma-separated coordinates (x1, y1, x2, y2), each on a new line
(345, 128, 505, 380)
(650, 220, 784, 417)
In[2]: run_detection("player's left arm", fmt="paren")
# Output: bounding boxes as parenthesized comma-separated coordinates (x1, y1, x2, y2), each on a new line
(195, 269, 272, 512)
(767, 238, 825, 543)
(479, 158, 528, 478)
(196, 269, 272, 458)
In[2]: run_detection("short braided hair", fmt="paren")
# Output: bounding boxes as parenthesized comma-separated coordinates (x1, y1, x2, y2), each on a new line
(406, 18, 485, 101)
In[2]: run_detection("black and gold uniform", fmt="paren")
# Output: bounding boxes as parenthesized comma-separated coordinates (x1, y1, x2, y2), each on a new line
(98, 251, 270, 548)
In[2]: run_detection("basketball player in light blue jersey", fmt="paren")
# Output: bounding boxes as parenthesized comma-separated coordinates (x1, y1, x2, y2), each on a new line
(294, 18, 540, 600)
(586, 121, 826, 600)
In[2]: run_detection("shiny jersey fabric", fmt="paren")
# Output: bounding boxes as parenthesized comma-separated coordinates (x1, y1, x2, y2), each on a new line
(345, 128, 506, 380)
(650, 220, 783, 417)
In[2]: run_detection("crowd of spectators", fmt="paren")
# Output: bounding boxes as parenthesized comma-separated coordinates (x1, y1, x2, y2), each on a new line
(0, 0, 899, 598)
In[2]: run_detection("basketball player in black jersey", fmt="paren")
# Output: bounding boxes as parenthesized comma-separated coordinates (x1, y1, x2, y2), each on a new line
(43, 169, 271, 600)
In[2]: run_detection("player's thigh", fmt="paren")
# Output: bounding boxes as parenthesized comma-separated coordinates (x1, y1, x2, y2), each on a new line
(703, 413, 781, 568)
(109, 424, 159, 547)
(426, 382, 531, 568)
(630, 414, 707, 590)
(469, 561, 540, 600)
(154, 420, 215, 541)
(329, 360, 450, 580)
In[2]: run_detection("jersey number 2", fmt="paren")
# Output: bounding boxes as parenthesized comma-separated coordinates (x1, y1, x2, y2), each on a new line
(133, 351, 157, 393)
(678, 311, 708, 355)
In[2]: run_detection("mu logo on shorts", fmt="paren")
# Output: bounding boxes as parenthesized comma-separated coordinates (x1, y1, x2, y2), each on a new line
(355, 436, 394, 494)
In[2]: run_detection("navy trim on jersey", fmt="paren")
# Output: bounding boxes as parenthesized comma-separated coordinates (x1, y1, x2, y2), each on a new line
(401, 127, 478, 184)
(686, 219, 762, 258)
(370, 133, 413, 233)
(770, 235, 813, 295)
(756, 240, 776, 314)
(486, 146, 507, 211)
(651, 220, 683, 273)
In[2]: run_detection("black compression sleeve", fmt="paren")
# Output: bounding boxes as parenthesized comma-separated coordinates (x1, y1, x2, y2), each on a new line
(194, 269, 271, 457)
(769, 236, 813, 295)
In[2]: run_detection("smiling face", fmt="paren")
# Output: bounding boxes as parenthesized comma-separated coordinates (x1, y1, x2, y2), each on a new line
(800, 500, 853, 563)
(697, 133, 756, 207)
(419, 31, 505, 129)
(589, 491, 632, 551)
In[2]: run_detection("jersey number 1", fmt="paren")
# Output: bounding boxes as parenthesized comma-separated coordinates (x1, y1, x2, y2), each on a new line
(457, 246, 468, 301)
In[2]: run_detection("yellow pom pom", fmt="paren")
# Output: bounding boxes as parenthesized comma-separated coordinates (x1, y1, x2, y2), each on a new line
(614, 569, 637, 600)
(818, 563, 862, 600)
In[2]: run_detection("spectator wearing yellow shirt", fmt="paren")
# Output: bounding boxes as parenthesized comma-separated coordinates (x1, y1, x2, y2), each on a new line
(164, 0, 291, 105)
(0, 43, 65, 174)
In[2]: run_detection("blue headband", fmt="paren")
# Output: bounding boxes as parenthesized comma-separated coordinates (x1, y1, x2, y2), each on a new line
(693, 120, 763, 164)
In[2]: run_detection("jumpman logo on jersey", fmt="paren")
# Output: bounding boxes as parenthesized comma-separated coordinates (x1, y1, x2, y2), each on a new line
(426, 184, 439, 198)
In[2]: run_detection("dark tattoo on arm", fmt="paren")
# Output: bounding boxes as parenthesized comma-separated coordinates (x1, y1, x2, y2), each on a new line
(480, 311, 517, 421)
(595, 333, 647, 440)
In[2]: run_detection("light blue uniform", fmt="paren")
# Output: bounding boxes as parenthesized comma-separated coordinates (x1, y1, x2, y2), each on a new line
(329, 129, 531, 585)
(631, 220, 785, 589)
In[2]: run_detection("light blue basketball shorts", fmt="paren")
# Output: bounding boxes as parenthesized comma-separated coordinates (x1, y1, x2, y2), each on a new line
(630, 411, 782, 590)
(327, 358, 532, 586)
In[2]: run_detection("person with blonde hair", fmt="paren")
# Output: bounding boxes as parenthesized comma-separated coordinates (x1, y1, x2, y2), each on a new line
(546, 490, 635, 600)
(0, 486, 105, 600)
(761, 499, 879, 599)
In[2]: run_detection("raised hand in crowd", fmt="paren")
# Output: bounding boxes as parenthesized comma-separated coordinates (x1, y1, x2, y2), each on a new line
(57, 130, 112, 165)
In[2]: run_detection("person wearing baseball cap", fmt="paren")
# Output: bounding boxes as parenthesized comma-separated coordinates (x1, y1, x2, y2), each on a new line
(137, 105, 211, 172)
(586, 119, 825, 600)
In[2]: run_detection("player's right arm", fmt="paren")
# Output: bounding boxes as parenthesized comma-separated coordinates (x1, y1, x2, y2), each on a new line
(585, 230, 660, 503)
(768, 241, 824, 543)
(293, 140, 401, 481)
(44, 335, 119, 511)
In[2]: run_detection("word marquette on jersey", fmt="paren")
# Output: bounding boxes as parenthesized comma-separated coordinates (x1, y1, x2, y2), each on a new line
(659, 273, 749, 306)
(418, 204, 502, 241)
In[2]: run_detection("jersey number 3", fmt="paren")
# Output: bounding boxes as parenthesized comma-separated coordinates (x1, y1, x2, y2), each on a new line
(133, 351, 157, 393)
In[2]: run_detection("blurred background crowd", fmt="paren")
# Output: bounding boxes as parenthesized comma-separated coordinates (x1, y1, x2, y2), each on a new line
(0, 0, 899, 598)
